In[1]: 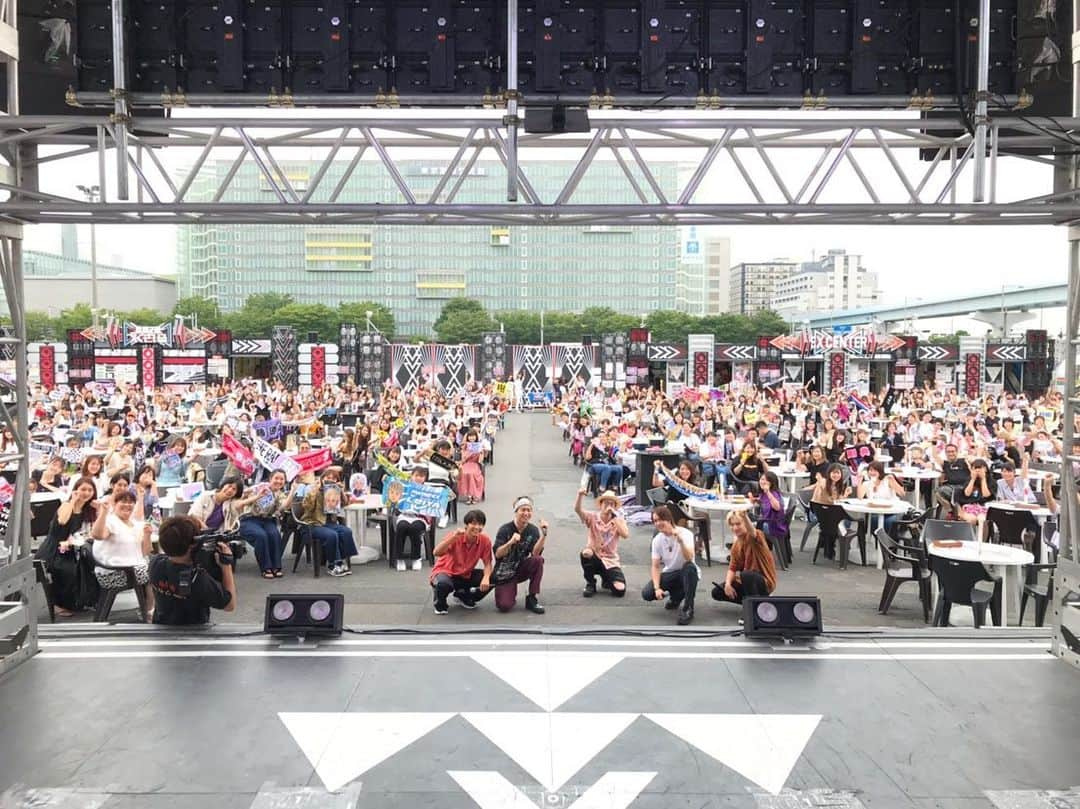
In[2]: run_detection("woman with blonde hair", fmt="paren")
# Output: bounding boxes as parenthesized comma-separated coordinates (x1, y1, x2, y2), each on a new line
(710, 509, 777, 606)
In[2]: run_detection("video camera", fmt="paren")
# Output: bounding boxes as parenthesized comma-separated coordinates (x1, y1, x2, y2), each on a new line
(192, 529, 247, 581)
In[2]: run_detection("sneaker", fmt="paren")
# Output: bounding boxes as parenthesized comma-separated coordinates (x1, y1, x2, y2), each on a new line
(438, 514, 449, 529)
(433, 601, 449, 615)
(396, 559, 407, 572)
(453, 592, 477, 610)
(582, 581, 597, 598)
(328, 564, 348, 577)
(343, 565, 353, 575)
(525, 595, 546, 615)
(665, 598, 681, 610)
(411, 558, 423, 571)
(677, 606, 694, 626)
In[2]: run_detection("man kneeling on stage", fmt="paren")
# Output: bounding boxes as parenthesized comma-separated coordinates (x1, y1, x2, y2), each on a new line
(642, 505, 699, 626)
(430, 509, 493, 615)
(149, 516, 237, 625)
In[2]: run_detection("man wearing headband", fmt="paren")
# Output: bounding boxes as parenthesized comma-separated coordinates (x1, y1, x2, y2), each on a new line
(492, 496, 548, 614)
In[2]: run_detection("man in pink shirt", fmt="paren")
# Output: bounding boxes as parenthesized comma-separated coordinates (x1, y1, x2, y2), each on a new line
(574, 488, 629, 598)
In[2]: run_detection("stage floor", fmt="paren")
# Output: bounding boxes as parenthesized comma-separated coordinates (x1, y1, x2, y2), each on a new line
(1, 626, 1076, 809)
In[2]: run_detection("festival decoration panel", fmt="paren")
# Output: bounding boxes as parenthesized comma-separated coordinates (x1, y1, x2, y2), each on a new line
(513, 345, 552, 393)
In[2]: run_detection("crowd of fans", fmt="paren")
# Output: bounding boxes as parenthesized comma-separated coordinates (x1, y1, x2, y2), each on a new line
(17, 373, 1069, 627)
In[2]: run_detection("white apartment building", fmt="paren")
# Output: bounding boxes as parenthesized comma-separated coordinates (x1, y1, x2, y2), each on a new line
(677, 235, 731, 315)
(772, 249, 881, 316)
(729, 260, 797, 314)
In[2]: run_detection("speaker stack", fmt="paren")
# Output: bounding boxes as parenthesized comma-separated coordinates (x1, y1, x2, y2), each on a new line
(339, 323, 358, 383)
(358, 332, 386, 389)
(479, 332, 506, 382)
(599, 333, 628, 388)
(67, 328, 95, 382)
(1025, 329, 1051, 394)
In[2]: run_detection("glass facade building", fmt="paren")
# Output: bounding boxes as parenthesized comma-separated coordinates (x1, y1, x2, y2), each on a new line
(177, 160, 681, 337)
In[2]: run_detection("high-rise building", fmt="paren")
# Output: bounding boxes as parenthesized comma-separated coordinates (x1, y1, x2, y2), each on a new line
(728, 260, 797, 314)
(675, 232, 730, 316)
(176, 160, 680, 337)
(772, 249, 880, 315)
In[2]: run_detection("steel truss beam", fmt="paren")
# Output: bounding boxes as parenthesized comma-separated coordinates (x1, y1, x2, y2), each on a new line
(2, 114, 1080, 225)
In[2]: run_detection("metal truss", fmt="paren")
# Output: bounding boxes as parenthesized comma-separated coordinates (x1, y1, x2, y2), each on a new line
(0, 224, 36, 677)
(3, 113, 1080, 226)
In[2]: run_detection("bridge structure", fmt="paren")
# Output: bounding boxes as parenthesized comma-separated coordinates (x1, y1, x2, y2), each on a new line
(805, 283, 1068, 332)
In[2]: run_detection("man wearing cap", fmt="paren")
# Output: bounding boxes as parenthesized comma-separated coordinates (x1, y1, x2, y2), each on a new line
(574, 488, 629, 598)
(492, 496, 547, 614)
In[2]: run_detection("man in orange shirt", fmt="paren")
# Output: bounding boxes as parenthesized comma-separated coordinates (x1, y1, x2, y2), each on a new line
(429, 509, 493, 615)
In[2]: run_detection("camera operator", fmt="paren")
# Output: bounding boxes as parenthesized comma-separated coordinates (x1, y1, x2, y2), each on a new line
(148, 515, 237, 625)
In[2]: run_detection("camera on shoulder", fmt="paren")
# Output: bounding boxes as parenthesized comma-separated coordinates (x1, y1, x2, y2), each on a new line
(192, 529, 247, 581)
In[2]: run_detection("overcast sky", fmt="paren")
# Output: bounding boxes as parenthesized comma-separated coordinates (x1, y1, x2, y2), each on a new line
(23, 108, 1067, 304)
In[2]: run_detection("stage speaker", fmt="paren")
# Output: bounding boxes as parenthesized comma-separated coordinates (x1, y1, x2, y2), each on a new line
(264, 594, 344, 637)
(742, 596, 823, 639)
(480, 331, 506, 381)
(1026, 329, 1048, 360)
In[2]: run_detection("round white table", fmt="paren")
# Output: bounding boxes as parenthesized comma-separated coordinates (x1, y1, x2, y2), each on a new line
(775, 469, 810, 494)
(927, 540, 1034, 627)
(684, 496, 754, 562)
(346, 494, 386, 563)
(836, 498, 913, 568)
(1023, 469, 1059, 492)
(889, 467, 940, 508)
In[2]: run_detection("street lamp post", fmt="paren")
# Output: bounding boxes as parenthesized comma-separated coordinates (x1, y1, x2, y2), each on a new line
(76, 184, 100, 326)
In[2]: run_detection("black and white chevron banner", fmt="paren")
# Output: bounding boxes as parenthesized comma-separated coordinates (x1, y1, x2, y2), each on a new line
(558, 345, 591, 385)
(232, 339, 271, 356)
(438, 345, 471, 397)
(648, 344, 683, 362)
(513, 345, 550, 393)
(393, 344, 427, 390)
(271, 327, 298, 388)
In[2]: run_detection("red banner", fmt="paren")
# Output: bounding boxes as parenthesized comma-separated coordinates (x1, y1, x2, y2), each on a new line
(221, 433, 255, 476)
(141, 346, 156, 390)
(311, 345, 326, 388)
(293, 446, 333, 474)
(40, 345, 55, 389)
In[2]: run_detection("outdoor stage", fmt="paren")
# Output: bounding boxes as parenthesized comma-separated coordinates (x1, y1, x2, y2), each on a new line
(0, 625, 1076, 809)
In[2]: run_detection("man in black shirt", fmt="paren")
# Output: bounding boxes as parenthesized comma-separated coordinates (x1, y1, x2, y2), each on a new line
(935, 444, 971, 515)
(492, 496, 548, 614)
(148, 516, 236, 625)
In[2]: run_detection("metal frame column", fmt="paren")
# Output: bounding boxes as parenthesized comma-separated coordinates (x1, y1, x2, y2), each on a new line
(1049, 2, 1080, 669)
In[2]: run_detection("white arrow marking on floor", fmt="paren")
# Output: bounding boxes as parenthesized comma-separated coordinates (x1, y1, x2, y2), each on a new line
(278, 712, 454, 793)
(461, 712, 638, 792)
(986, 788, 1080, 809)
(470, 652, 625, 711)
(644, 713, 822, 795)
(448, 770, 656, 809)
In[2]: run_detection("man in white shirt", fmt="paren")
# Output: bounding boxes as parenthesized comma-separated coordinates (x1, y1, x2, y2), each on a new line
(641, 505, 699, 625)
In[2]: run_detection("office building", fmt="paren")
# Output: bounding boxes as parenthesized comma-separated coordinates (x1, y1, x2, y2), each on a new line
(772, 249, 881, 316)
(15, 251, 177, 316)
(675, 232, 730, 316)
(728, 260, 797, 314)
(177, 160, 681, 337)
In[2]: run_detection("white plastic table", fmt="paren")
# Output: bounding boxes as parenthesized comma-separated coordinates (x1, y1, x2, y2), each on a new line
(684, 496, 754, 562)
(346, 494, 386, 563)
(889, 467, 940, 508)
(927, 540, 1033, 627)
(836, 498, 913, 568)
(775, 469, 810, 494)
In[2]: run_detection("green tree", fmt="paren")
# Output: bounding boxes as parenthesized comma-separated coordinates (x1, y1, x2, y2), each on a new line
(496, 311, 540, 344)
(645, 310, 699, 343)
(272, 303, 340, 341)
(54, 303, 96, 335)
(434, 299, 495, 343)
(580, 307, 638, 338)
(173, 296, 222, 329)
(25, 312, 57, 342)
(336, 301, 396, 340)
(244, 292, 295, 314)
(116, 308, 167, 325)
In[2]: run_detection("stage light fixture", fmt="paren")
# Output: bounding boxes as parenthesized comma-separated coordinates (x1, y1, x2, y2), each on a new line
(743, 596, 823, 639)
(524, 105, 591, 133)
(264, 594, 345, 637)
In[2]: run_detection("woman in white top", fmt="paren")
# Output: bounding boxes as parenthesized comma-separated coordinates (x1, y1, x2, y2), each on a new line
(856, 460, 907, 533)
(90, 489, 154, 612)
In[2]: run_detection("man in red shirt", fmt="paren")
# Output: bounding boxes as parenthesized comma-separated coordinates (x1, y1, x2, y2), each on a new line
(429, 509, 493, 615)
